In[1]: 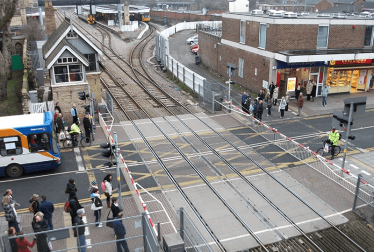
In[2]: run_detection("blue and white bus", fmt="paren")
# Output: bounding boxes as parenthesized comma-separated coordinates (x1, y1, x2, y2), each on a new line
(0, 111, 61, 177)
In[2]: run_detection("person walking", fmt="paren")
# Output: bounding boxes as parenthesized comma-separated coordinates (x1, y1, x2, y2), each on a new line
(83, 113, 92, 141)
(279, 96, 287, 119)
(55, 102, 62, 114)
(273, 86, 279, 106)
(29, 194, 39, 215)
(252, 99, 259, 119)
(113, 213, 130, 252)
(73, 209, 86, 252)
(8, 227, 18, 252)
(39, 195, 54, 230)
(328, 128, 339, 160)
(268, 82, 275, 98)
(241, 91, 247, 112)
(285, 92, 290, 111)
(295, 83, 301, 102)
(257, 100, 264, 121)
(65, 178, 78, 195)
(297, 93, 304, 116)
(32, 212, 51, 252)
(322, 84, 329, 107)
(257, 89, 265, 101)
(56, 113, 64, 134)
(265, 92, 273, 116)
(306, 80, 313, 101)
(89, 180, 98, 194)
(15, 231, 36, 252)
(103, 174, 113, 208)
(244, 95, 251, 114)
(71, 104, 78, 125)
(111, 197, 121, 218)
(91, 188, 103, 227)
(68, 191, 83, 225)
(2, 196, 20, 233)
(311, 81, 317, 102)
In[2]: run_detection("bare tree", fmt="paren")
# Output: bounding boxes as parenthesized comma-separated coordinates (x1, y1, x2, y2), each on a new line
(0, 0, 18, 101)
(22, 18, 46, 41)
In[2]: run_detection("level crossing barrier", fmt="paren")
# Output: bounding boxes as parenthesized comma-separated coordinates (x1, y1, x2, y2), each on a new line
(219, 99, 374, 215)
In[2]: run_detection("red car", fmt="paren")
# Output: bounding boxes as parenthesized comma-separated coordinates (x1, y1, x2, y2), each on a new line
(190, 42, 198, 50)
(192, 46, 199, 54)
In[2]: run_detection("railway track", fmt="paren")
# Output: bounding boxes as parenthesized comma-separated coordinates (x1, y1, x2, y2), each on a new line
(55, 11, 373, 251)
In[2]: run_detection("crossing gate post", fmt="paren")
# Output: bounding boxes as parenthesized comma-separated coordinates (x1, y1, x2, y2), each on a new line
(180, 207, 184, 241)
(352, 174, 362, 211)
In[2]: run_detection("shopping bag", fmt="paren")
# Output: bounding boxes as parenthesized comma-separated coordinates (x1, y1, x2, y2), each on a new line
(324, 143, 330, 153)
(59, 131, 66, 140)
(278, 106, 280, 112)
(106, 209, 114, 228)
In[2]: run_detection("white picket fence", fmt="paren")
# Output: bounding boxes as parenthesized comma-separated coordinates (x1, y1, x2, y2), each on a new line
(29, 100, 54, 114)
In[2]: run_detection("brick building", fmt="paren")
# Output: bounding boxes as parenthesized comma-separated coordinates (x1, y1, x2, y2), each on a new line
(257, 0, 332, 13)
(198, 12, 374, 98)
(42, 18, 102, 124)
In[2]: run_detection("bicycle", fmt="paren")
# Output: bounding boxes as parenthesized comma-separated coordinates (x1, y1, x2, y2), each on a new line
(316, 140, 341, 157)
(62, 131, 91, 148)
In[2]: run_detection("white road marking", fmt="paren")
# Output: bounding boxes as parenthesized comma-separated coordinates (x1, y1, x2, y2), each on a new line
(356, 148, 368, 153)
(74, 147, 85, 171)
(350, 164, 359, 169)
(361, 170, 371, 176)
(82, 216, 90, 235)
(86, 239, 92, 249)
(292, 112, 297, 115)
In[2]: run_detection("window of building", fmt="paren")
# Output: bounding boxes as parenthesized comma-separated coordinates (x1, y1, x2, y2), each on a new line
(300, 7, 304, 10)
(28, 133, 50, 153)
(66, 31, 78, 39)
(364, 26, 374, 46)
(84, 54, 97, 72)
(317, 25, 329, 49)
(54, 64, 83, 83)
(240, 20, 246, 43)
(238, 58, 244, 78)
(259, 23, 267, 49)
(0, 136, 22, 156)
(57, 57, 78, 64)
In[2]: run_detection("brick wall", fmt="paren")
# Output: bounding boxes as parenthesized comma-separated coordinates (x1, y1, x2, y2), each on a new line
(219, 44, 270, 92)
(87, 73, 102, 103)
(150, 11, 222, 26)
(329, 25, 366, 49)
(314, 0, 332, 12)
(222, 18, 240, 43)
(198, 32, 221, 72)
(44, 1, 56, 37)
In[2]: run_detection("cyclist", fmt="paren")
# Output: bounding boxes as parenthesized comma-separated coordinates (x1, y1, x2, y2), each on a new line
(69, 123, 81, 146)
(328, 127, 339, 160)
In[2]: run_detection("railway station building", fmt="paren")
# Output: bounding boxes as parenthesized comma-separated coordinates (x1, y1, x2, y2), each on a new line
(42, 18, 102, 123)
(198, 12, 374, 98)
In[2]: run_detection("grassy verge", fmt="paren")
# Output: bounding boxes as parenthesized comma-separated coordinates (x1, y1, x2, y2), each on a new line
(0, 70, 23, 116)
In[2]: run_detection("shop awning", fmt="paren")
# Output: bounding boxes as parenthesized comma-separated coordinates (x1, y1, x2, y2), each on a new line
(275, 48, 374, 63)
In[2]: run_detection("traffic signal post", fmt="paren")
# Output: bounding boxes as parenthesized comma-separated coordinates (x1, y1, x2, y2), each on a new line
(331, 97, 366, 170)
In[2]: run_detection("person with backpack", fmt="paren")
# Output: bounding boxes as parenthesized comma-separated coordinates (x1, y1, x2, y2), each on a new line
(28, 194, 39, 215)
(68, 191, 83, 225)
(88, 180, 98, 194)
(65, 178, 78, 195)
(103, 174, 113, 208)
(91, 188, 103, 227)
(39, 195, 54, 230)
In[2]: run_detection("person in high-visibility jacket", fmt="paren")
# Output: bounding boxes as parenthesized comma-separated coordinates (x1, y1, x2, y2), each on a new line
(328, 127, 339, 160)
(69, 123, 81, 146)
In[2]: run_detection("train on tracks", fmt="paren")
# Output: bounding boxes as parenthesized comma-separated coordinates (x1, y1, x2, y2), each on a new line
(81, 4, 150, 25)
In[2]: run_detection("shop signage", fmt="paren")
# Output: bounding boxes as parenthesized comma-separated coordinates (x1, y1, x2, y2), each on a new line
(329, 59, 372, 66)
(276, 61, 325, 69)
(287, 77, 296, 91)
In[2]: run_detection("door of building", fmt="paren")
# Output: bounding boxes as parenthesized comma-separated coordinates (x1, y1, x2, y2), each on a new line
(309, 72, 320, 96)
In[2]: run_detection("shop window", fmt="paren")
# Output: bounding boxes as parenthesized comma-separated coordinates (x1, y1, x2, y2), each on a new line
(259, 23, 266, 49)
(0, 136, 22, 156)
(240, 20, 246, 43)
(327, 68, 352, 92)
(238, 58, 244, 78)
(317, 25, 329, 49)
(364, 26, 373, 46)
(28, 133, 50, 153)
(84, 54, 97, 72)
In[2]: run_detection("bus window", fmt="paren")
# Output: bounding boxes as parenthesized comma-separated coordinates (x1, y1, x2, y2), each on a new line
(0, 136, 23, 156)
(28, 133, 51, 152)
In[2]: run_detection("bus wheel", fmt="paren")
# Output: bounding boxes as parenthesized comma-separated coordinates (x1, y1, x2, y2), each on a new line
(6, 164, 24, 178)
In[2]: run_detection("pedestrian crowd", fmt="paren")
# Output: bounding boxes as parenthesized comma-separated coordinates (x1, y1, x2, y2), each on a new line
(2, 174, 130, 252)
(241, 79, 328, 120)
(54, 102, 92, 147)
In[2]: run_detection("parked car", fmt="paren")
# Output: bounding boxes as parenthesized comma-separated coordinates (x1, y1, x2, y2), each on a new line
(190, 42, 198, 50)
(186, 35, 198, 44)
(192, 46, 199, 55)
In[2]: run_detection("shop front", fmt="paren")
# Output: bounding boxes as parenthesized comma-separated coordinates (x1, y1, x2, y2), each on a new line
(276, 61, 325, 98)
(327, 59, 374, 94)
